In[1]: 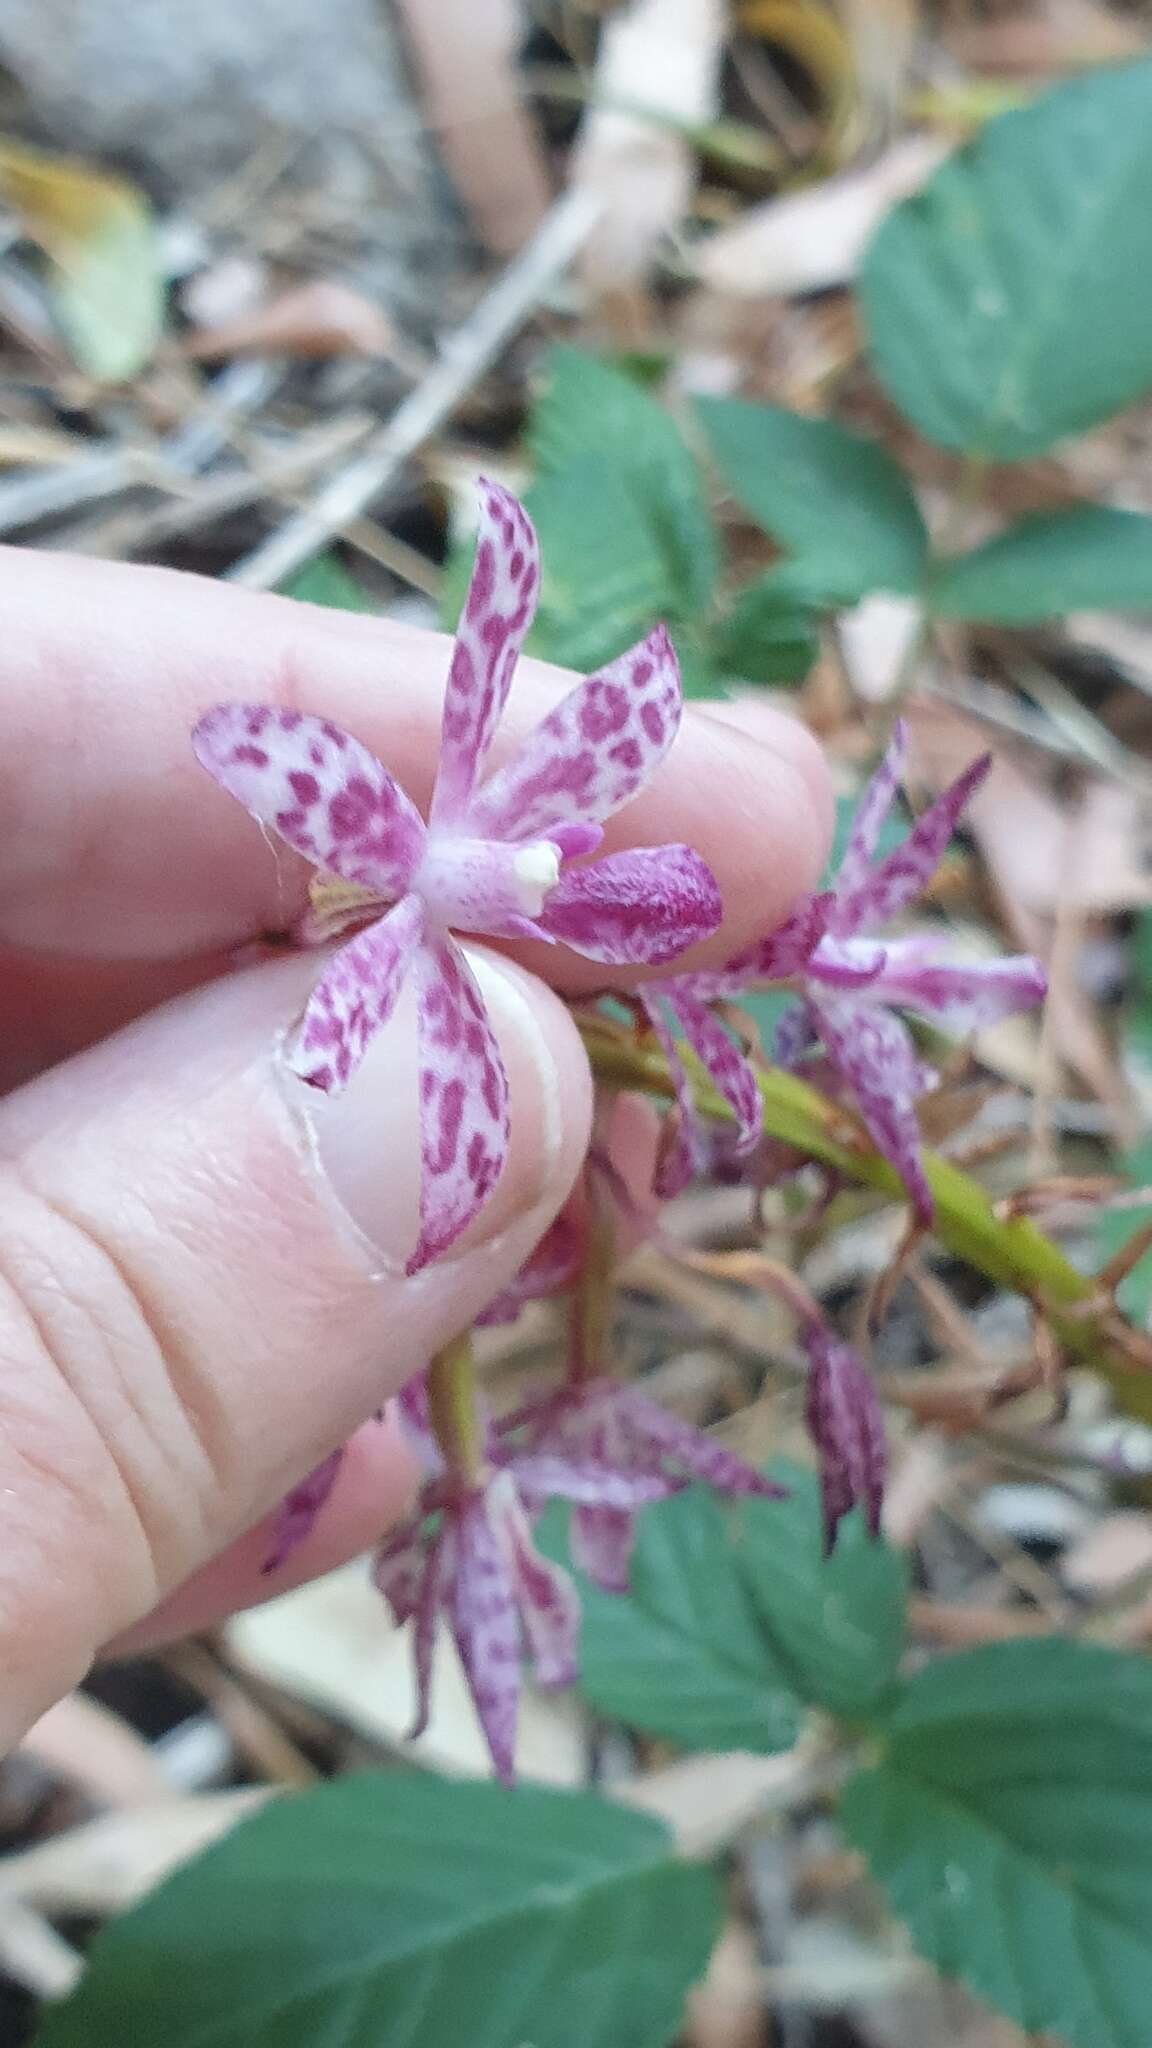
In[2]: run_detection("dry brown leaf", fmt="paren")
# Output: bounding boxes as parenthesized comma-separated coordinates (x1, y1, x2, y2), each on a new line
(905, 702, 1152, 917)
(944, 0, 1146, 76)
(839, 595, 923, 703)
(184, 279, 399, 363)
(0, 1790, 269, 1917)
(686, 1918, 766, 2048)
(571, 0, 725, 300)
(693, 133, 945, 299)
(617, 1744, 818, 1858)
(1061, 1512, 1152, 1596)
(20, 1693, 170, 1809)
(881, 1430, 953, 1546)
(394, 0, 552, 255)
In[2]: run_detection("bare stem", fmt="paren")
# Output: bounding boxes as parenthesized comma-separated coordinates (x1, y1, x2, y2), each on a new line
(578, 1014, 1152, 1424)
(427, 1332, 485, 1484)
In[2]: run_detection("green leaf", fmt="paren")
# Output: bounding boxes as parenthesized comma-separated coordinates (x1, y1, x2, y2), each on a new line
(710, 570, 820, 685)
(933, 506, 1152, 621)
(0, 138, 164, 381)
(842, 1638, 1152, 2048)
(553, 1472, 907, 1746)
(695, 397, 929, 601)
(561, 1488, 803, 1752)
(524, 458, 678, 673)
(531, 347, 719, 615)
(741, 1460, 908, 1720)
(36, 1773, 720, 2048)
(280, 551, 378, 612)
(861, 58, 1152, 458)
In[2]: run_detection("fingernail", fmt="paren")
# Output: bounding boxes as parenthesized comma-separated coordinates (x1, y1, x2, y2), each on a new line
(300, 947, 572, 1272)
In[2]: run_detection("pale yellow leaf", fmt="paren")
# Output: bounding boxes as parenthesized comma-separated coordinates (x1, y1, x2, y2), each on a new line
(0, 137, 163, 380)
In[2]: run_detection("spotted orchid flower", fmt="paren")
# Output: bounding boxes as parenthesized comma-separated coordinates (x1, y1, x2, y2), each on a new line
(373, 1437, 672, 1782)
(193, 482, 722, 1273)
(803, 1324, 886, 1552)
(769, 720, 1046, 1222)
(502, 1377, 785, 1594)
(640, 894, 831, 1199)
(641, 721, 1045, 1219)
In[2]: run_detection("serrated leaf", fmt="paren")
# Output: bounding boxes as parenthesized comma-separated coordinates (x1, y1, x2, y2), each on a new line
(710, 570, 820, 686)
(524, 458, 679, 673)
(0, 137, 163, 381)
(933, 506, 1152, 621)
(280, 551, 378, 612)
(695, 397, 929, 602)
(35, 1773, 720, 2048)
(551, 1473, 906, 1748)
(740, 1460, 907, 1719)
(559, 1488, 803, 1752)
(842, 1638, 1152, 2048)
(532, 347, 719, 615)
(861, 59, 1152, 458)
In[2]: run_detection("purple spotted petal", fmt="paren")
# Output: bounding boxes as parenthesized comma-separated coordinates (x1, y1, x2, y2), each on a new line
(409, 938, 510, 1274)
(496, 1479, 581, 1689)
(613, 1386, 786, 1498)
(540, 845, 722, 965)
(642, 995, 708, 1198)
(431, 482, 541, 826)
(192, 705, 425, 894)
(512, 1454, 676, 1510)
(865, 940, 1048, 1032)
(773, 1000, 818, 1069)
(834, 753, 991, 935)
(725, 891, 832, 989)
(262, 1448, 345, 1574)
(373, 1520, 429, 1630)
(449, 1492, 522, 1782)
(666, 988, 762, 1157)
(834, 721, 907, 908)
(570, 1504, 639, 1593)
(806, 937, 892, 991)
(809, 993, 933, 1223)
(803, 1325, 886, 1551)
(466, 625, 682, 842)
(291, 892, 425, 1091)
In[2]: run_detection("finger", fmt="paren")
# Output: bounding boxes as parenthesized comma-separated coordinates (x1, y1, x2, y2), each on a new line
(107, 1414, 418, 1654)
(0, 547, 832, 974)
(0, 941, 591, 1748)
(113, 1088, 663, 1653)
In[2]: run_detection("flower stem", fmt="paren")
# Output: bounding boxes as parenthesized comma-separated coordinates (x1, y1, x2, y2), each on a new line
(578, 1014, 1152, 1425)
(568, 1169, 618, 1385)
(427, 1332, 485, 1484)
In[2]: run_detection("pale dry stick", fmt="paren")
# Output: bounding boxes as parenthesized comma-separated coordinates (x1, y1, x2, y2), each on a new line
(23, 360, 283, 555)
(163, 1643, 319, 1789)
(1029, 804, 1089, 1180)
(68, 411, 374, 560)
(227, 186, 602, 592)
(0, 1897, 81, 1999)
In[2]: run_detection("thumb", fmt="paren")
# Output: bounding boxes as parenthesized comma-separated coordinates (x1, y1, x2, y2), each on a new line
(0, 945, 590, 1743)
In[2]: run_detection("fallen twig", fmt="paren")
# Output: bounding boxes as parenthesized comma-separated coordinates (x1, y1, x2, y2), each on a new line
(227, 186, 600, 591)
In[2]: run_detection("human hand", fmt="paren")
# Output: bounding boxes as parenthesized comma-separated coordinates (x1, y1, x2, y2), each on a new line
(0, 545, 831, 1745)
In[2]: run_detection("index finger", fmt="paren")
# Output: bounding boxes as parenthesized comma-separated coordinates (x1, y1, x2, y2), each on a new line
(0, 546, 832, 981)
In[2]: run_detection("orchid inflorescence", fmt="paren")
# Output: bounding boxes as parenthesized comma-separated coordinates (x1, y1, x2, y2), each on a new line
(194, 481, 1046, 1780)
